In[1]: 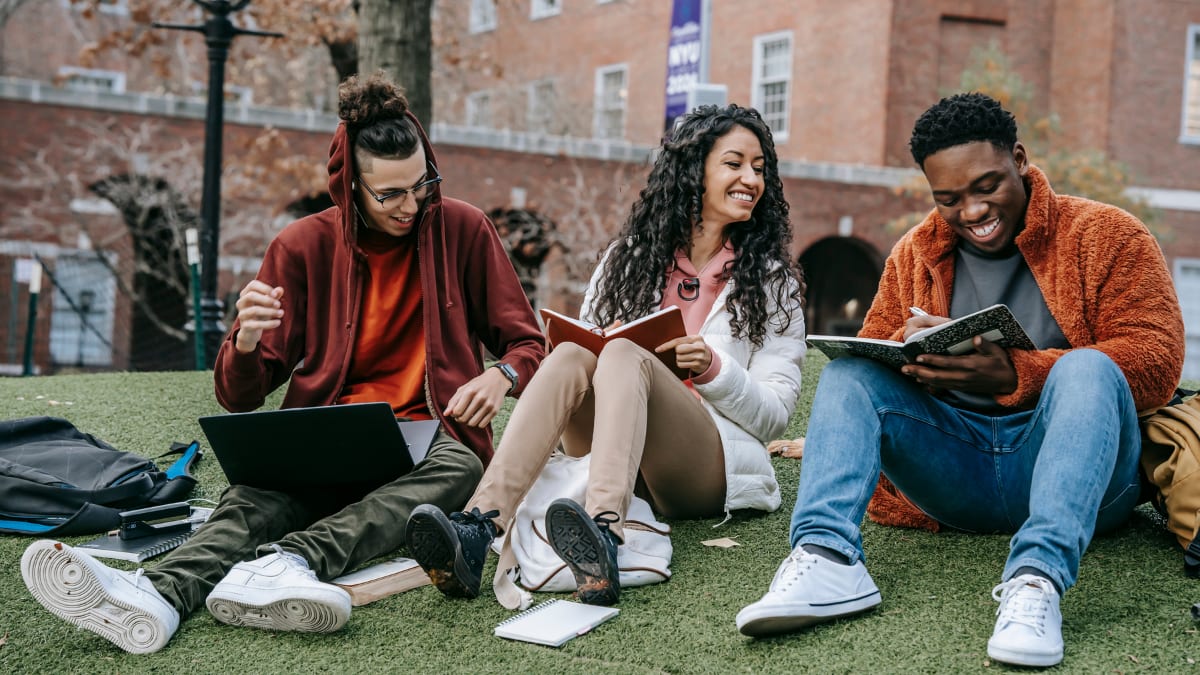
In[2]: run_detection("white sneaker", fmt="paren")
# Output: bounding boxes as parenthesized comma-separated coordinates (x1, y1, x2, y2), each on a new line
(20, 540, 180, 654)
(736, 545, 882, 637)
(205, 546, 351, 633)
(987, 574, 1063, 667)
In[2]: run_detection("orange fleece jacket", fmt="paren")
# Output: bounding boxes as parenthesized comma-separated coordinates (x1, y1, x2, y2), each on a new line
(861, 165, 1185, 531)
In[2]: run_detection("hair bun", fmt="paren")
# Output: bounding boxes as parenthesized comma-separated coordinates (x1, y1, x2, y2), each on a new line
(338, 71, 410, 128)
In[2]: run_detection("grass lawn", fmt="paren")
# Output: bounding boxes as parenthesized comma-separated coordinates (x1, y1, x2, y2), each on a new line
(0, 359, 1198, 674)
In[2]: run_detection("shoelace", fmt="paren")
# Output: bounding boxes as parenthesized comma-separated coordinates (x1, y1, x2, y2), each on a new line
(270, 543, 318, 580)
(451, 507, 500, 525)
(991, 576, 1055, 636)
(770, 548, 818, 591)
(592, 511, 620, 533)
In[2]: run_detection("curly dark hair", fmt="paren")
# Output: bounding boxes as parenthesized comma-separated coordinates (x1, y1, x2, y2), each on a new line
(589, 104, 803, 347)
(909, 92, 1018, 167)
(338, 71, 422, 164)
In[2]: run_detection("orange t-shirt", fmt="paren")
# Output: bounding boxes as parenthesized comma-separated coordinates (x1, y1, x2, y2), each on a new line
(336, 229, 432, 420)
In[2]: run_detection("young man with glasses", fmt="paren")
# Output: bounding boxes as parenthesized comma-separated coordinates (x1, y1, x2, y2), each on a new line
(20, 73, 544, 654)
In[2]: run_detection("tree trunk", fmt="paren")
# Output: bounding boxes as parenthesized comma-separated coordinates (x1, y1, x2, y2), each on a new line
(356, 0, 434, 127)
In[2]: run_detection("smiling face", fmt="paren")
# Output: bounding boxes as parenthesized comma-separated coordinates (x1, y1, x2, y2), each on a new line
(921, 141, 1030, 254)
(355, 146, 430, 237)
(699, 125, 764, 230)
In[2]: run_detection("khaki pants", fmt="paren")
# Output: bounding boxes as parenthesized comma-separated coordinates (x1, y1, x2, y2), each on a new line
(467, 339, 726, 541)
(145, 431, 482, 616)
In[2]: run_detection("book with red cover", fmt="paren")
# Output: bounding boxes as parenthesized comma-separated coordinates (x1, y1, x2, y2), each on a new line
(539, 306, 690, 379)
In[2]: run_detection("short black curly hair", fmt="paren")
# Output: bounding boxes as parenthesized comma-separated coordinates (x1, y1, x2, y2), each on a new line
(908, 92, 1018, 166)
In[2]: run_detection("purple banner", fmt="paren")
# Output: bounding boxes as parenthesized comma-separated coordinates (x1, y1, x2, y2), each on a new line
(663, 0, 704, 132)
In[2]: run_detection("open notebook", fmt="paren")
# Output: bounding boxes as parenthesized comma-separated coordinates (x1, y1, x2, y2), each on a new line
(494, 599, 618, 647)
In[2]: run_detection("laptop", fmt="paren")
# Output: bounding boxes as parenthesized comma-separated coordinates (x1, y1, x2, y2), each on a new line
(198, 402, 441, 493)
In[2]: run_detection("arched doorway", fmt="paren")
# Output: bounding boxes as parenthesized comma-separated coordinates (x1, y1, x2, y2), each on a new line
(798, 237, 884, 336)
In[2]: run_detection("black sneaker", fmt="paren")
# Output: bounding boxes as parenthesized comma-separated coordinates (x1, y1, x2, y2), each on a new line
(545, 498, 621, 606)
(406, 505, 498, 598)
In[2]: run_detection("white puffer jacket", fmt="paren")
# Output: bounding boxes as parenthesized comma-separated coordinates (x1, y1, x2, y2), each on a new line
(580, 254, 806, 514)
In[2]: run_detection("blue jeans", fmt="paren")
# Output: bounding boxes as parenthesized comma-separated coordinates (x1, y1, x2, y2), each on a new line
(788, 349, 1141, 592)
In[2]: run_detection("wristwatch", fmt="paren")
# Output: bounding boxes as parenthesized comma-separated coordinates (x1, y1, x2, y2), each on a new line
(492, 362, 519, 394)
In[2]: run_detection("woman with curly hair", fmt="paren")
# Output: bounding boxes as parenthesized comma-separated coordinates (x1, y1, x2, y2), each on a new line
(408, 104, 807, 606)
(18, 72, 544, 653)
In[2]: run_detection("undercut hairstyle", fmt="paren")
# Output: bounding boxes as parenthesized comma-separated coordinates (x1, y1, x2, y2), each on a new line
(908, 92, 1018, 167)
(338, 71, 422, 168)
(589, 104, 804, 348)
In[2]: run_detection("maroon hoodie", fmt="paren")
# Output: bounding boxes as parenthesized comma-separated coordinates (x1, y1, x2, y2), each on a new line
(212, 112, 545, 464)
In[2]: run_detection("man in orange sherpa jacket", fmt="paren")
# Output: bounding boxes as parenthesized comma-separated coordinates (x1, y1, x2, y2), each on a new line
(737, 93, 1184, 668)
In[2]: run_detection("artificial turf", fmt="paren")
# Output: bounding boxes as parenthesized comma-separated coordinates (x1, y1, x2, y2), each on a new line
(0, 360, 1197, 673)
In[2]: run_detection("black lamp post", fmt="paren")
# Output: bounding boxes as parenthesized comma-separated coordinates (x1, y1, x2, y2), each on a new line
(155, 1, 281, 367)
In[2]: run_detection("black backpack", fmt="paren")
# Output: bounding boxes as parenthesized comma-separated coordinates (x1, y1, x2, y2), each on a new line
(0, 416, 202, 536)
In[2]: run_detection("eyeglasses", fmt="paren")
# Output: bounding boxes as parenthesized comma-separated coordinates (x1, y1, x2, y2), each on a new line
(356, 162, 442, 207)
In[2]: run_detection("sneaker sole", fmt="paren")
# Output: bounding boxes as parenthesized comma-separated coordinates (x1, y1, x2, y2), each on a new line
(736, 592, 882, 637)
(406, 506, 481, 598)
(987, 641, 1063, 667)
(206, 588, 350, 633)
(546, 499, 619, 606)
(20, 540, 173, 654)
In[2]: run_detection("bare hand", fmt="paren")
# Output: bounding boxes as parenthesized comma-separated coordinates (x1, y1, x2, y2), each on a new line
(903, 314, 949, 341)
(767, 437, 805, 459)
(444, 368, 510, 428)
(234, 280, 284, 353)
(900, 336, 1018, 395)
(655, 335, 713, 375)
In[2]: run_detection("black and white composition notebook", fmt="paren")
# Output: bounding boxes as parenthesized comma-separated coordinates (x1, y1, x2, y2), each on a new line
(806, 303, 1035, 370)
(493, 599, 619, 647)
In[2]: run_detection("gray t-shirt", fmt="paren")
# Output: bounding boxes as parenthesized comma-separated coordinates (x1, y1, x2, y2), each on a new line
(942, 243, 1070, 413)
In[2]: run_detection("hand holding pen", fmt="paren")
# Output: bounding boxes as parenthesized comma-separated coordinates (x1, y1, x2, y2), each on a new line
(903, 305, 947, 341)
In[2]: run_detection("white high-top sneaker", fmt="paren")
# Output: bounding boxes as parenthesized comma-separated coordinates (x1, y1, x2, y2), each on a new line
(736, 544, 882, 637)
(205, 545, 351, 633)
(21, 540, 180, 654)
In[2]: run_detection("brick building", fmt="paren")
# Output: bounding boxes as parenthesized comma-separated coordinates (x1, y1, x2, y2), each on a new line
(1, 0, 1198, 378)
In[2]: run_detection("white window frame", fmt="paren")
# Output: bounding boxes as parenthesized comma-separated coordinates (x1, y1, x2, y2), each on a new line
(57, 67, 126, 94)
(465, 90, 492, 128)
(1176, 257, 1200, 380)
(527, 79, 557, 134)
(71, 0, 129, 16)
(469, 0, 497, 33)
(751, 30, 793, 142)
(1180, 25, 1200, 143)
(593, 64, 629, 140)
(531, 0, 561, 20)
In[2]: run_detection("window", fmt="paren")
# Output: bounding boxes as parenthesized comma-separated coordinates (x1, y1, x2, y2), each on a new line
(71, 0, 129, 16)
(57, 67, 126, 94)
(470, 0, 497, 33)
(466, 91, 492, 128)
(48, 254, 116, 368)
(531, 0, 561, 20)
(1182, 25, 1200, 141)
(527, 80, 557, 134)
(1177, 258, 1200, 380)
(98, 0, 129, 15)
(752, 31, 793, 140)
(593, 65, 628, 140)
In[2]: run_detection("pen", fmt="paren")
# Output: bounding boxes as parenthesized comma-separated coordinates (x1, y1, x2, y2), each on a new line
(909, 306, 929, 317)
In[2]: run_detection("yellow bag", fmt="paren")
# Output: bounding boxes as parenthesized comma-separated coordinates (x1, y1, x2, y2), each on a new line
(1139, 390, 1200, 575)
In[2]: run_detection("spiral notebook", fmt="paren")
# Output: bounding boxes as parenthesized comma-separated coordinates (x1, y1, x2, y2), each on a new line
(494, 599, 619, 647)
(76, 507, 213, 563)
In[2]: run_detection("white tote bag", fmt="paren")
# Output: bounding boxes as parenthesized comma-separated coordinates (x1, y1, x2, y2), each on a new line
(492, 452, 673, 610)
